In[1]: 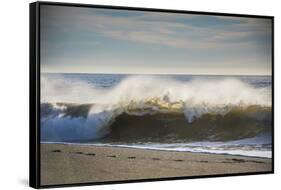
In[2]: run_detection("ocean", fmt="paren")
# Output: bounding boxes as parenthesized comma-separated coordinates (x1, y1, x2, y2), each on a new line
(40, 73, 272, 158)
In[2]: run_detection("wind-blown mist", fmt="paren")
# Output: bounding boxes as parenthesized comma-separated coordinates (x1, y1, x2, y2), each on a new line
(41, 74, 271, 106)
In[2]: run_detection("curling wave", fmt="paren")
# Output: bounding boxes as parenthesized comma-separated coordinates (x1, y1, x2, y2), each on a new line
(41, 102, 272, 142)
(41, 75, 272, 142)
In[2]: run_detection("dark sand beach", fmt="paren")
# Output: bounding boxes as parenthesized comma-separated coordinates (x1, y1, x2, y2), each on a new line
(41, 143, 272, 186)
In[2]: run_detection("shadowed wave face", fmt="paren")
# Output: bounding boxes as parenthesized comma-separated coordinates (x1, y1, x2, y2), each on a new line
(102, 107, 272, 143)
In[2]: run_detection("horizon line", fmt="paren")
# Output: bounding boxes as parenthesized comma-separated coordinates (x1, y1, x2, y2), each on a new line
(41, 71, 272, 77)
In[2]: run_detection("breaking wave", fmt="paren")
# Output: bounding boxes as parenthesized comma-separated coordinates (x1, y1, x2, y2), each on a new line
(41, 75, 272, 142)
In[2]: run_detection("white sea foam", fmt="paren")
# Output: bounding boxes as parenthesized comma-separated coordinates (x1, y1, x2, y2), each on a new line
(41, 141, 272, 158)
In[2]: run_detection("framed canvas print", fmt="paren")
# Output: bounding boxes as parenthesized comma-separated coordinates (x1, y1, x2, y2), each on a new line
(29, 1, 274, 188)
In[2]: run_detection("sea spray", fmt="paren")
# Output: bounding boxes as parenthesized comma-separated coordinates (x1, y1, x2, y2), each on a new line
(41, 74, 271, 121)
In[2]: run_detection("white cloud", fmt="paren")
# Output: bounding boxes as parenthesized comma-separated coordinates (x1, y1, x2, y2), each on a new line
(41, 5, 271, 50)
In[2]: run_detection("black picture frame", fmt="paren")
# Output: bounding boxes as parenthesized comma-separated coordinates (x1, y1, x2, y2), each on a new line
(29, 1, 274, 189)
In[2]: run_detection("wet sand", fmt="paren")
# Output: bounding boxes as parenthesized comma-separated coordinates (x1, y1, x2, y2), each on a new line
(41, 143, 272, 186)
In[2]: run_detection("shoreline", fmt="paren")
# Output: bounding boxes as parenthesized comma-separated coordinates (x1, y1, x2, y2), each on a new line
(41, 143, 272, 186)
(41, 142, 272, 159)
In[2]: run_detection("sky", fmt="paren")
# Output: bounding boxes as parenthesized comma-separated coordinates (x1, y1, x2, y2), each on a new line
(40, 5, 272, 75)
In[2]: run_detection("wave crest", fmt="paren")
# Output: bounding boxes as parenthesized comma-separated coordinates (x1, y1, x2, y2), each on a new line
(41, 75, 271, 106)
